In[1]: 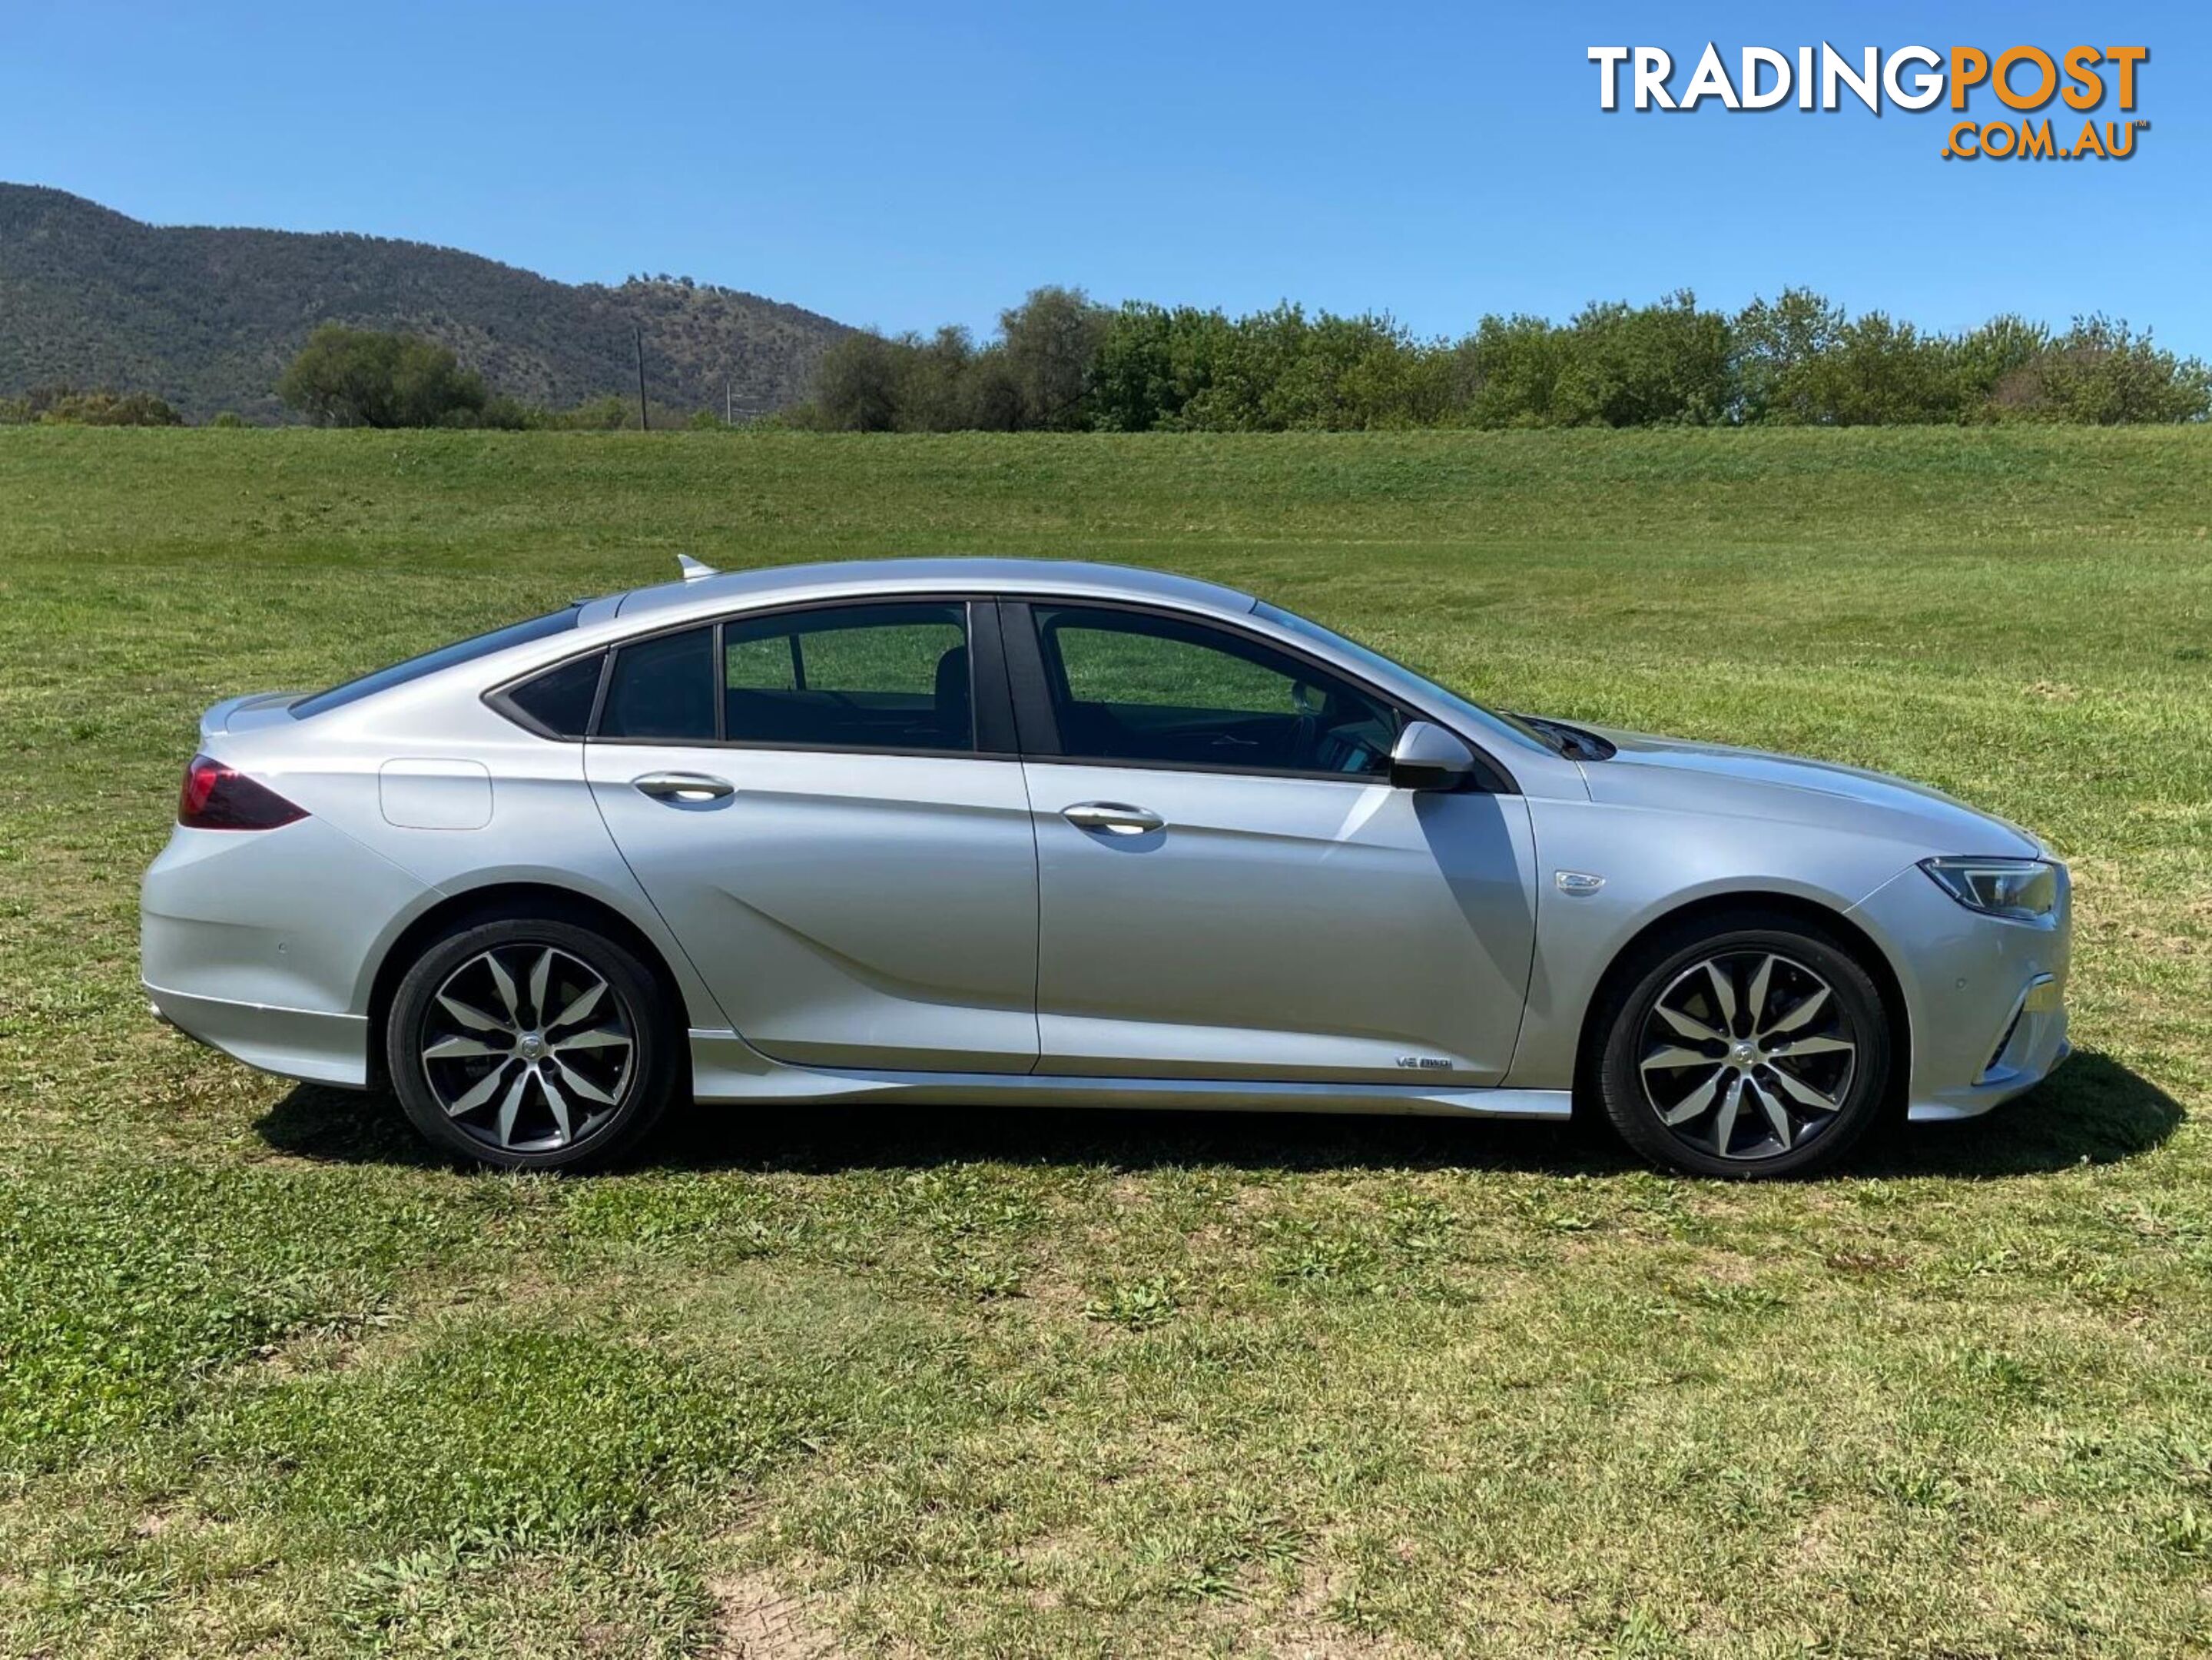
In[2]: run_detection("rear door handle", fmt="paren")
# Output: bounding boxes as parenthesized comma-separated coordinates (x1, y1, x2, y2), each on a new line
(1062, 802, 1164, 835)
(634, 771, 735, 802)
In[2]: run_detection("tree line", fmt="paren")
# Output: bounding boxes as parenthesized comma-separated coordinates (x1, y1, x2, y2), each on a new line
(792, 287, 2211, 432)
(10, 299, 2205, 432)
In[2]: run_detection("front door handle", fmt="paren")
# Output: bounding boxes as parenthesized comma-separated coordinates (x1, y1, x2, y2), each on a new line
(1062, 801, 1164, 835)
(634, 771, 735, 803)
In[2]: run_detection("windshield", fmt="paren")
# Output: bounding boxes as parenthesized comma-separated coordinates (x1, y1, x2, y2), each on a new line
(1252, 602, 1561, 757)
(291, 606, 583, 719)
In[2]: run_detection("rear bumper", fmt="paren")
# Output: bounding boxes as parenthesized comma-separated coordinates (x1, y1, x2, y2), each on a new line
(141, 817, 425, 1090)
(144, 980, 370, 1087)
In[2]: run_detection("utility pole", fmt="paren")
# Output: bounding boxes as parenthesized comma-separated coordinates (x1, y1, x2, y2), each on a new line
(725, 380, 733, 427)
(634, 324, 648, 432)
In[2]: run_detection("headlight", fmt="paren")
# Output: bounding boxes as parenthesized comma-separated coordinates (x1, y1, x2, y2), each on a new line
(1919, 857, 2059, 922)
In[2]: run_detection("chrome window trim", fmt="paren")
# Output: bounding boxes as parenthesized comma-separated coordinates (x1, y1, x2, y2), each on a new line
(482, 585, 1521, 791)
(488, 593, 1015, 759)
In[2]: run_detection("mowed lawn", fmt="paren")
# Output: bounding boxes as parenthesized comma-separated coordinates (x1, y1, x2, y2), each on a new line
(1, 427, 2209, 1658)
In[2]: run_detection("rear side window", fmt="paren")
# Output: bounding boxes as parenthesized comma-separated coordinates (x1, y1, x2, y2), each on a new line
(500, 652, 605, 738)
(599, 627, 715, 741)
(292, 606, 582, 719)
(722, 603, 972, 751)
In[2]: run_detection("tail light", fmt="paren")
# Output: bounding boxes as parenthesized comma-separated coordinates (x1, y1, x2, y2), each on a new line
(178, 754, 307, 831)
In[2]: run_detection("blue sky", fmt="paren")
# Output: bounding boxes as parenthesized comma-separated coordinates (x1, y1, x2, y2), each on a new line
(4, 1, 2207, 353)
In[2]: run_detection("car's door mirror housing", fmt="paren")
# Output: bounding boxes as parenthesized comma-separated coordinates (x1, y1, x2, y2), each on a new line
(1389, 720, 1477, 791)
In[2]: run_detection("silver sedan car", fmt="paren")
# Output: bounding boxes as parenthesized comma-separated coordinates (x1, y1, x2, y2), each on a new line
(142, 558, 2071, 1177)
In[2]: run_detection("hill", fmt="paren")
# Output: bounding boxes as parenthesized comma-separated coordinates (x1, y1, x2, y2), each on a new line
(0, 184, 849, 422)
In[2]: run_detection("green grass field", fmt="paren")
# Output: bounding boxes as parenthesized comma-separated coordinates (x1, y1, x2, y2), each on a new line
(2, 427, 2209, 1658)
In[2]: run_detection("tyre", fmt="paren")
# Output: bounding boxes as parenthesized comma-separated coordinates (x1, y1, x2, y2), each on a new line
(1592, 910, 1892, 1179)
(386, 916, 679, 1171)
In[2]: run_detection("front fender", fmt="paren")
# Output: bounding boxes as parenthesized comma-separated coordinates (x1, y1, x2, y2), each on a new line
(1503, 796, 1922, 1088)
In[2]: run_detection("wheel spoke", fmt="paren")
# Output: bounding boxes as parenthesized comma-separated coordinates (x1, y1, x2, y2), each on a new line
(552, 1024, 630, 1054)
(1642, 1044, 1714, 1071)
(1767, 1033, 1852, 1059)
(550, 1057, 618, 1106)
(1746, 955, 1776, 1033)
(1767, 1064, 1842, 1114)
(1660, 1067, 1724, 1125)
(424, 1034, 506, 1061)
(445, 1059, 513, 1116)
(1705, 961, 1738, 1031)
(528, 948, 554, 1029)
(1762, 984, 1829, 1039)
(493, 1065, 531, 1147)
(549, 979, 605, 1033)
(1749, 1078, 1793, 1149)
(436, 993, 510, 1035)
(1657, 1004, 1726, 1044)
(539, 1069, 575, 1144)
(1712, 1073, 1744, 1151)
(483, 951, 524, 1025)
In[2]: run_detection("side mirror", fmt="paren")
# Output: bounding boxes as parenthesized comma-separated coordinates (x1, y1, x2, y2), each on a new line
(1389, 720, 1477, 792)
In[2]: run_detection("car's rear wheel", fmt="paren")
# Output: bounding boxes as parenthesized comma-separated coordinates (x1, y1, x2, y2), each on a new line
(1593, 911, 1892, 1178)
(386, 917, 678, 1171)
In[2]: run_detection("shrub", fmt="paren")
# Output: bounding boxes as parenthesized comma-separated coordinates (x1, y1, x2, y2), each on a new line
(1994, 318, 2212, 424)
(1089, 303, 1233, 431)
(1552, 293, 1733, 427)
(277, 325, 489, 428)
(0, 383, 184, 427)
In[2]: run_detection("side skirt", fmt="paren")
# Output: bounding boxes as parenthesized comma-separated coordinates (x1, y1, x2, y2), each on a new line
(688, 1030, 1573, 1119)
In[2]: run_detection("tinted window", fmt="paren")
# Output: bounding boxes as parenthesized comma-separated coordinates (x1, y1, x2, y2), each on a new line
(1034, 606, 1400, 775)
(723, 603, 972, 751)
(502, 652, 604, 738)
(1253, 600, 1557, 759)
(292, 606, 582, 719)
(600, 627, 715, 741)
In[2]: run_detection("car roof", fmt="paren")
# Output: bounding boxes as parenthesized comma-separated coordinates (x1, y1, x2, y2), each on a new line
(598, 557, 1259, 628)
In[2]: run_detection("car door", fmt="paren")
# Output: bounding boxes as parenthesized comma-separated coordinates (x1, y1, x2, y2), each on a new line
(1006, 600, 1537, 1084)
(583, 598, 1041, 1074)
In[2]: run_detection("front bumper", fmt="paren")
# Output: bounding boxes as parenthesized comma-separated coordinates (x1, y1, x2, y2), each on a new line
(1848, 861, 2073, 1122)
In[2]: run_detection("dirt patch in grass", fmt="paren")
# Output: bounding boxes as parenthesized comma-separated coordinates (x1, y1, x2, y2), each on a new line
(706, 1570, 847, 1660)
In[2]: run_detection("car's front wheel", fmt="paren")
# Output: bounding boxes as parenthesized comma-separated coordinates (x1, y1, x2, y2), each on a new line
(386, 916, 678, 1170)
(1593, 911, 1893, 1178)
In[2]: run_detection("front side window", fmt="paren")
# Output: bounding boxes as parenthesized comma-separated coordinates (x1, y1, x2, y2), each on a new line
(1032, 606, 1401, 775)
(722, 603, 973, 752)
(1253, 600, 1559, 759)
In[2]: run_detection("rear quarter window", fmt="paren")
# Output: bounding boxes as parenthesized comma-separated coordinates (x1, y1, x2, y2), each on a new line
(497, 652, 606, 738)
(599, 627, 717, 741)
